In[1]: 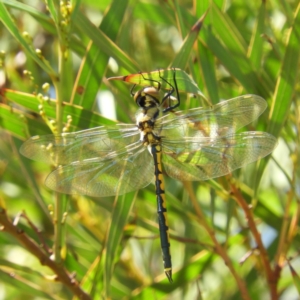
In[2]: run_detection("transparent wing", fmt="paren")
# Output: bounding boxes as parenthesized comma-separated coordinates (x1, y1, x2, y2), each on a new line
(162, 132, 277, 181)
(20, 124, 140, 165)
(45, 147, 154, 197)
(156, 95, 267, 139)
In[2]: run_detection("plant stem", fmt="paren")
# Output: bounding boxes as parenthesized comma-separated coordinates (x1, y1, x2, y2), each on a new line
(183, 181, 252, 300)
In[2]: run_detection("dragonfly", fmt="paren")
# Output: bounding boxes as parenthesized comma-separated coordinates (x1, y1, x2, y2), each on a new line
(20, 69, 277, 282)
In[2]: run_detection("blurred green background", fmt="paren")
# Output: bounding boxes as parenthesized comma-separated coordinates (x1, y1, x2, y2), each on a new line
(0, 0, 299, 299)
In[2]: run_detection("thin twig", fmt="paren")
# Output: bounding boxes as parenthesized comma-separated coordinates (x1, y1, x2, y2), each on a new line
(183, 181, 252, 300)
(0, 208, 91, 300)
(230, 182, 278, 300)
(16, 211, 52, 255)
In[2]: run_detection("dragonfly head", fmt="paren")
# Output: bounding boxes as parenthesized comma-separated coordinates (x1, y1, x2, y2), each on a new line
(134, 86, 161, 109)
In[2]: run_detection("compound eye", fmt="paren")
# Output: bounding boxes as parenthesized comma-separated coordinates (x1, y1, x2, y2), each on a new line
(134, 92, 146, 107)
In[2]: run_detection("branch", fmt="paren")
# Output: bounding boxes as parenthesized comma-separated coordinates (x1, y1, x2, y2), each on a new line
(0, 208, 91, 300)
(230, 182, 278, 300)
(183, 181, 252, 300)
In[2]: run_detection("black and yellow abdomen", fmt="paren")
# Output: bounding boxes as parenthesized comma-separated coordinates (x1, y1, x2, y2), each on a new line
(150, 143, 172, 282)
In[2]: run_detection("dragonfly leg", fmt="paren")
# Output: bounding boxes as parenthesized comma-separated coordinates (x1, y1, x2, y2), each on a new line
(130, 70, 162, 96)
(161, 68, 180, 113)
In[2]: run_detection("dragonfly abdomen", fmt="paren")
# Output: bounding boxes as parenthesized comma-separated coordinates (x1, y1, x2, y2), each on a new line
(151, 143, 172, 282)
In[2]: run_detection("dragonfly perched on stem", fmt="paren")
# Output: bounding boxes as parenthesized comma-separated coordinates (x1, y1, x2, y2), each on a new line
(20, 68, 277, 282)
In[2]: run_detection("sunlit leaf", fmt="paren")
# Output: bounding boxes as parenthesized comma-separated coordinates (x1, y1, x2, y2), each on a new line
(108, 68, 203, 96)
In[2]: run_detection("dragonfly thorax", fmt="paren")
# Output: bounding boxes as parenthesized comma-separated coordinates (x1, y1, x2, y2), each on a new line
(134, 86, 162, 134)
(136, 110, 161, 146)
(134, 87, 162, 146)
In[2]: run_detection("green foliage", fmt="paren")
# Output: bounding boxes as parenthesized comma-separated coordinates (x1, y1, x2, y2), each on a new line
(0, 0, 299, 299)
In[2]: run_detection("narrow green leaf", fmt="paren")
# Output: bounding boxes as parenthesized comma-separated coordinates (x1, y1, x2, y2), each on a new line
(3, 89, 116, 134)
(0, 104, 48, 139)
(201, 4, 272, 97)
(198, 42, 219, 104)
(1, 0, 86, 56)
(225, 198, 235, 242)
(44, 0, 59, 24)
(104, 192, 137, 296)
(194, 0, 210, 16)
(247, 3, 276, 104)
(108, 68, 202, 95)
(82, 254, 104, 297)
(248, 2, 266, 70)
(174, 0, 188, 37)
(133, 2, 173, 25)
(280, 0, 295, 25)
(0, 2, 56, 77)
(210, 2, 247, 54)
(201, 27, 271, 97)
(71, 0, 129, 108)
(1, 0, 54, 32)
(130, 251, 213, 298)
(254, 2, 300, 189)
(268, 3, 300, 138)
(0, 269, 55, 299)
(75, 11, 139, 74)
(288, 263, 300, 295)
(172, 12, 208, 70)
